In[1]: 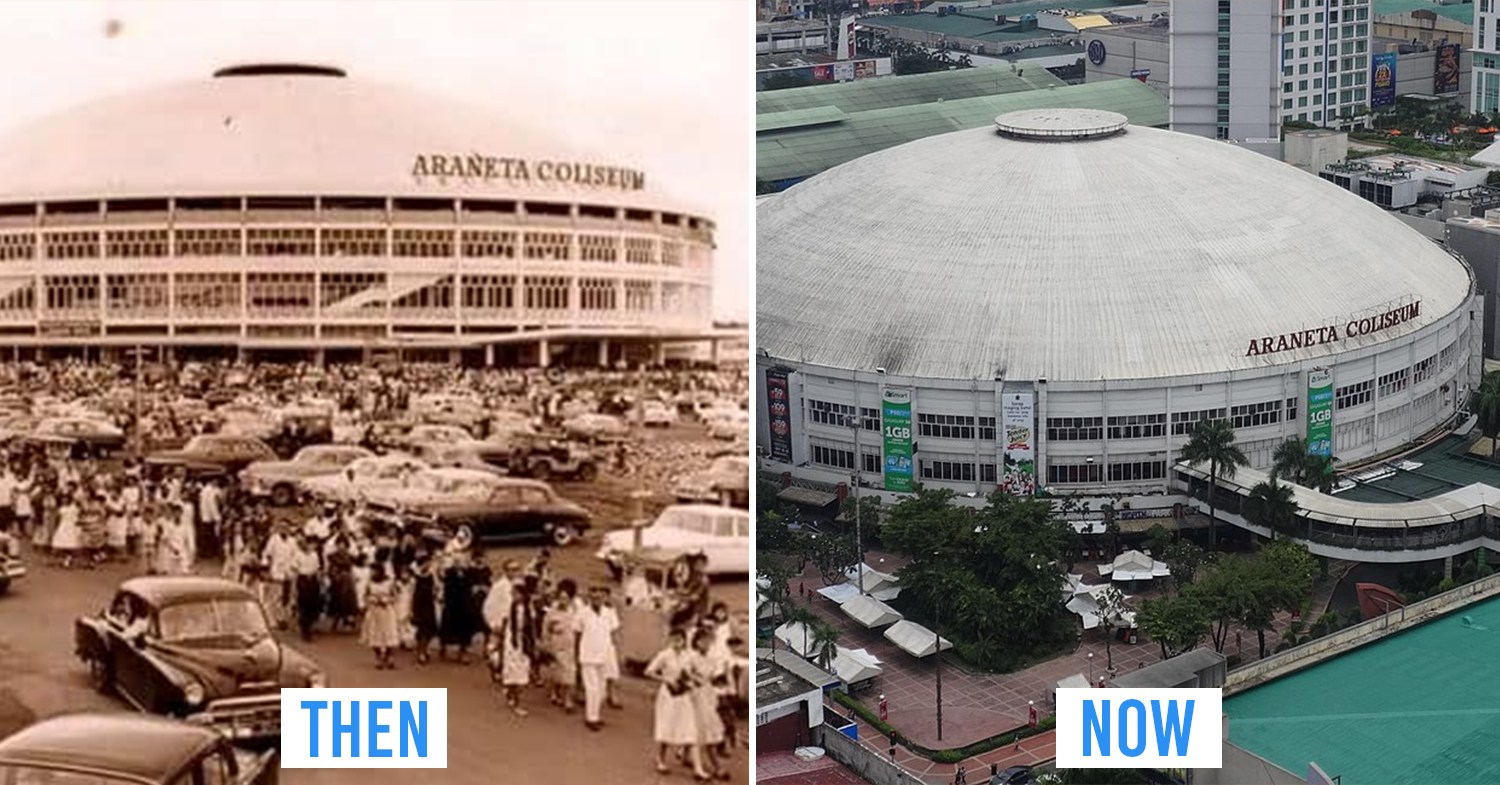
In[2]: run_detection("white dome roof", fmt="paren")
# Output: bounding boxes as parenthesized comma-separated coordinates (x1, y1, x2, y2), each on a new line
(757, 111, 1472, 381)
(0, 64, 691, 214)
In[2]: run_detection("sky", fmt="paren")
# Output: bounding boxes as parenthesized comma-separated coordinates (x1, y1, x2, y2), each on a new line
(0, 0, 750, 322)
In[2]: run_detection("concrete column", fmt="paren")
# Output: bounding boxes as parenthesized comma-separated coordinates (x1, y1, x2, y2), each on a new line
(710, 339, 721, 365)
(314, 347, 326, 367)
(598, 339, 610, 367)
(236, 346, 246, 364)
(653, 341, 665, 367)
(448, 348, 461, 366)
(538, 339, 550, 369)
(484, 343, 495, 367)
(1445, 555, 1454, 580)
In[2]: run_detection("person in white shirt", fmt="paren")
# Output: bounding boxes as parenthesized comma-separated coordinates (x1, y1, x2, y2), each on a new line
(293, 536, 323, 641)
(198, 480, 222, 546)
(573, 585, 621, 731)
(261, 526, 299, 628)
(0, 465, 16, 533)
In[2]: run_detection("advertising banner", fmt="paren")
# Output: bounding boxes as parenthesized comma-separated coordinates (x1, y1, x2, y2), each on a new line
(1307, 367, 1333, 457)
(1371, 52, 1396, 108)
(881, 388, 913, 492)
(1001, 392, 1037, 495)
(766, 369, 793, 462)
(1435, 44, 1461, 94)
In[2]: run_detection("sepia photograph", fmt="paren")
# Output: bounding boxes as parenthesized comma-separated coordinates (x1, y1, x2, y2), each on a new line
(0, 1, 751, 784)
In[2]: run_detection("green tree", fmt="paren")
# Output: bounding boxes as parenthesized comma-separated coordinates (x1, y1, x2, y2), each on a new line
(1473, 372, 1500, 460)
(801, 530, 860, 586)
(810, 619, 839, 670)
(1137, 594, 1212, 660)
(1271, 437, 1310, 483)
(1179, 419, 1248, 550)
(1186, 557, 1254, 652)
(1144, 523, 1172, 558)
(1243, 476, 1299, 542)
(1160, 539, 1208, 592)
(756, 560, 797, 625)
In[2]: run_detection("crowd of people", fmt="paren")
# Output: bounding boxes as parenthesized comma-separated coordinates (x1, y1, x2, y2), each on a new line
(0, 357, 749, 779)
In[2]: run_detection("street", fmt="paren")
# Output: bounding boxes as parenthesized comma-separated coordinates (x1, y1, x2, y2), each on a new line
(0, 423, 749, 785)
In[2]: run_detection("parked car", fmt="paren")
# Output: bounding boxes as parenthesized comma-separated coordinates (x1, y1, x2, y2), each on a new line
(637, 400, 678, 428)
(672, 455, 750, 508)
(0, 714, 278, 785)
(399, 423, 480, 451)
(409, 442, 507, 477)
(212, 402, 281, 442)
(597, 504, 750, 577)
(0, 529, 24, 594)
(363, 467, 505, 511)
(707, 410, 749, 441)
(0, 413, 37, 442)
(239, 444, 375, 506)
(563, 413, 628, 442)
(27, 416, 127, 459)
(146, 435, 278, 478)
(990, 766, 1033, 785)
(299, 454, 430, 505)
(411, 393, 486, 429)
(396, 477, 592, 547)
(75, 576, 325, 741)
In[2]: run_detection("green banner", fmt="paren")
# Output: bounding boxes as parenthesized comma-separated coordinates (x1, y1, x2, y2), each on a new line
(1307, 367, 1333, 457)
(881, 388, 913, 492)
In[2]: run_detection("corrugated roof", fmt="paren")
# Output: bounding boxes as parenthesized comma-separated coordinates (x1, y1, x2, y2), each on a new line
(868, 1, 1146, 39)
(757, 79, 1168, 184)
(758, 106, 849, 133)
(1372, 0, 1475, 26)
(757, 65, 1066, 116)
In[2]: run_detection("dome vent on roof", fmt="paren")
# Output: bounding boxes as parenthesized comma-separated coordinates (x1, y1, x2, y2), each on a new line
(993, 108, 1126, 141)
(213, 63, 346, 79)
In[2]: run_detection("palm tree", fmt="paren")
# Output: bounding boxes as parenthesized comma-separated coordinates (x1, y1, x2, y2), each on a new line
(810, 620, 839, 671)
(1243, 477, 1299, 542)
(1180, 419, 1248, 551)
(1302, 453, 1337, 493)
(1270, 437, 1309, 483)
(1474, 373, 1500, 460)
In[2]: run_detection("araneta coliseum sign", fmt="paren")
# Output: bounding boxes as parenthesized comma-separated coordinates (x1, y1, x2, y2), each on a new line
(411, 153, 646, 192)
(1245, 300, 1422, 357)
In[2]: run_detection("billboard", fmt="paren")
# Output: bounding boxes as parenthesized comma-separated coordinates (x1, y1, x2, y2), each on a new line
(1435, 44, 1461, 94)
(1001, 392, 1037, 495)
(839, 15, 856, 61)
(1307, 367, 1333, 458)
(881, 388, 913, 492)
(766, 369, 793, 462)
(1371, 52, 1396, 108)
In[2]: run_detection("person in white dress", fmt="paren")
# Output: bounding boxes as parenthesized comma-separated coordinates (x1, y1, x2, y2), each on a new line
(645, 628, 709, 780)
(362, 562, 401, 670)
(497, 580, 535, 717)
(690, 627, 729, 780)
(105, 483, 128, 560)
(50, 491, 82, 569)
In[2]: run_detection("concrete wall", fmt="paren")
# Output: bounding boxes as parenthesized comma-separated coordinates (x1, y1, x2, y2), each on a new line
(1393, 48, 1473, 103)
(1444, 218, 1500, 360)
(1225, 570, 1500, 695)
(1171, 0, 1281, 142)
(815, 722, 926, 785)
(1194, 741, 1304, 785)
(1083, 28, 1169, 97)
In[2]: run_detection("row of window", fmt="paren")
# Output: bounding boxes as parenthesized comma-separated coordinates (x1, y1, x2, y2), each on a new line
(23, 274, 695, 315)
(0, 228, 698, 266)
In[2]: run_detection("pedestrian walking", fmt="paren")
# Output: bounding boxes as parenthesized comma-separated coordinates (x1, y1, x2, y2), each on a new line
(646, 628, 709, 780)
(574, 586, 617, 732)
(362, 562, 400, 670)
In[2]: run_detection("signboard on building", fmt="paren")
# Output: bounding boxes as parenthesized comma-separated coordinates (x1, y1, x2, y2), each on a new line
(1371, 52, 1397, 108)
(839, 15, 856, 60)
(1001, 392, 1037, 496)
(881, 388, 913, 492)
(1129, 69, 1150, 83)
(1307, 367, 1333, 457)
(1435, 44, 1461, 94)
(766, 369, 793, 462)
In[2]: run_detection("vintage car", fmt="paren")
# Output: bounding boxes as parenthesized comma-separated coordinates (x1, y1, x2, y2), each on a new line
(0, 714, 278, 785)
(239, 444, 375, 506)
(562, 413, 628, 442)
(598, 504, 750, 577)
(408, 442, 507, 477)
(397, 423, 480, 451)
(146, 435, 278, 479)
(0, 413, 38, 443)
(706, 410, 749, 441)
(504, 436, 599, 482)
(362, 467, 506, 511)
(212, 402, 281, 442)
(75, 576, 325, 741)
(27, 416, 127, 459)
(299, 453, 429, 505)
(410, 393, 487, 429)
(0, 529, 24, 594)
(391, 477, 592, 547)
(486, 411, 537, 440)
(636, 400, 679, 428)
(672, 455, 750, 508)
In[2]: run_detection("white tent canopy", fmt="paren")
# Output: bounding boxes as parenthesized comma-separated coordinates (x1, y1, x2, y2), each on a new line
(1098, 549, 1171, 582)
(774, 621, 818, 658)
(1065, 587, 1137, 630)
(831, 646, 883, 685)
(817, 583, 861, 605)
(845, 563, 902, 600)
(840, 594, 904, 629)
(883, 620, 952, 658)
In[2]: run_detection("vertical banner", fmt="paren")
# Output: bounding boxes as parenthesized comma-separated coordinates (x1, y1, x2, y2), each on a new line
(1371, 52, 1396, 108)
(1001, 392, 1037, 496)
(1307, 367, 1333, 457)
(881, 388, 913, 492)
(839, 15, 856, 61)
(1435, 44, 1460, 94)
(765, 369, 793, 462)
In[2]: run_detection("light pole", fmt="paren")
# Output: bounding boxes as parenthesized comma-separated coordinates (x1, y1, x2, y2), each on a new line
(1087, 651, 1094, 684)
(935, 596, 943, 742)
(850, 419, 864, 595)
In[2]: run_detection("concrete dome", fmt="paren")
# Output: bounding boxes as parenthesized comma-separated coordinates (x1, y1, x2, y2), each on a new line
(756, 110, 1473, 381)
(0, 63, 687, 213)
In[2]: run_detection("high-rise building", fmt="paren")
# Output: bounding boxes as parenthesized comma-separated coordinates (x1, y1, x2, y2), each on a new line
(1474, 0, 1500, 113)
(1278, 0, 1374, 129)
(1171, 0, 1373, 144)
(1170, 0, 1281, 143)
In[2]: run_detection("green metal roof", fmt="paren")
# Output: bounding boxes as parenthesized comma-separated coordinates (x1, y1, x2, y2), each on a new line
(757, 106, 850, 133)
(868, 1, 1146, 40)
(756, 65, 1066, 116)
(1372, 0, 1474, 26)
(1333, 436, 1500, 504)
(757, 78, 1168, 184)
